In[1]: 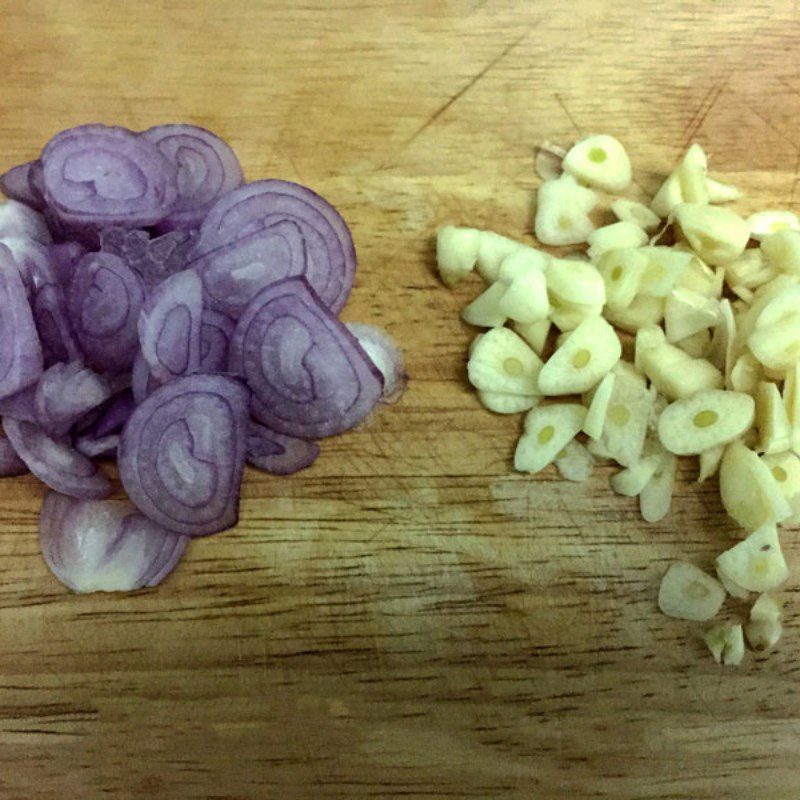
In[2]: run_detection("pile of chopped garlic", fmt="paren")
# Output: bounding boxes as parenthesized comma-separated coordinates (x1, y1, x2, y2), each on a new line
(437, 134, 800, 665)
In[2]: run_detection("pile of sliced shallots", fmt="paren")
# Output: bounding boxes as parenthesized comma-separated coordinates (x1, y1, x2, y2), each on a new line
(438, 134, 799, 665)
(0, 123, 404, 593)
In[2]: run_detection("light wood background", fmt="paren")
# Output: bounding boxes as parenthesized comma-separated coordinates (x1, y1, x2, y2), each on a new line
(1, 1, 800, 798)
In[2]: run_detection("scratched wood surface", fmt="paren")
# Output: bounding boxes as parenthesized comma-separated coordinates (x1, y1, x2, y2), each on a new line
(1, 1, 800, 798)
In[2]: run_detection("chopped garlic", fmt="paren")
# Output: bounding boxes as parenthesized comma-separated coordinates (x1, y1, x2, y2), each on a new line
(546, 258, 606, 308)
(707, 177, 741, 204)
(761, 229, 800, 275)
(705, 624, 744, 666)
(719, 441, 792, 531)
(751, 593, 782, 623)
(562, 134, 632, 192)
(639, 246, 693, 297)
(676, 329, 711, 359)
(610, 455, 660, 496)
(461, 282, 508, 328)
(604, 294, 665, 333)
(760, 452, 800, 516)
(716, 563, 750, 599)
(674, 203, 750, 266)
(782, 361, 800, 452)
(717, 523, 788, 593)
(595, 367, 653, 467)
(476, 231, 526, 282)
(467, 328, 543, 395)
(636, 333, 723, 400)
(515, 404, 586, 474)
(437, 226, 481, 286)
(639, 447, 677, 522)
(657, 390, 754, 455)
(698, 445, 725, 482)
(582, 372, 615, 439)
(597, 248, 648, 311)
(537, 316, 621, 395)
(746, 618, 782, 650)
(497, 263, 549, 324)
(611, 198, 661, 233)
(535, 174, 597, 246)
(554, 439, 594, 482)
(664, 288, 721, 342)
(587, 221, 648, 262)
(477, 390, 539, 415)
(747, 210, 800, 243)
(755, 381, 792, 454)
(658, 562, 725, 621)
(512, 319, 551, 357)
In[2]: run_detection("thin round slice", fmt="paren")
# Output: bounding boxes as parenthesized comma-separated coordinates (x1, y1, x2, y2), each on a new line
(143, 124, 244, 232)
(192, 179, 356, 314)
(3, 417, 110, 498)
(39, 491, 188, 592)
(67, 251, 145, 373)
(231, 277, 383, 439)
(247, 422, 320, 476)
(119, 374, 249, 537)
(41, 124, 178, 228)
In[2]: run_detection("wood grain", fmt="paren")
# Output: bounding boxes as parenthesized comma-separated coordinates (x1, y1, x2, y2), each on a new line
(2, 1, 800, 798)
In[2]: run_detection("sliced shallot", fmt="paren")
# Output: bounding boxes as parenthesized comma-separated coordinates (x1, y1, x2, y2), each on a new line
(39, 491, 189, 592)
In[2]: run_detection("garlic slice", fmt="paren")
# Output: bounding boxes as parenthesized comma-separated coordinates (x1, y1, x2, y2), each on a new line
(597, 248, 648, 311)
(716, 523, 788, 593)
(674, 203, 751, 266)
(761, 229, 800, 275)
(461, 282, 508, 328)
(610, 454, 660, 496)
(640, 447, 677, 522)
(437, 226, 481, 287)
(747, 210, 800, 243)
(477, 390, 539, 415)
(515, 404, 586, 473)
(562, 134, 632, 192)
(512, 319, 551, 357)
(676, 329, 711, 359)
(719, 441, 792, 530)
(611, 198, 661, 233)
(587, 221, 648, 262)
(755, 381, 792, 454)
(708, 624, 745, 666)
(596, 367, 653, 466)
(535, 174, 597, 246)
(636, 333, 723, 400)
(554, 439, 594, 482)
(537, 316, 621, 395)
(716, 563, 750, 599)
(658, 390, 754, 455)
(639, 246, 693, 297)
(604, 294, 665, 333)
(467, 328, 543, 395)
(582, 372, 615, 439)
(698, 445, 725, 482)
(475, 231, 526, 282)
(497, 262, 549, 324)
(707, 177, 741, 204)
(664, 288, 721, 342)
(760, 451, 800, 514)
(658, 562, 726, 621)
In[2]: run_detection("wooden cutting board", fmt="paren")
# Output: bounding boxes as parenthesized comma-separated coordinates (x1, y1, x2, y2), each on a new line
(1, 1, 799, 798)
